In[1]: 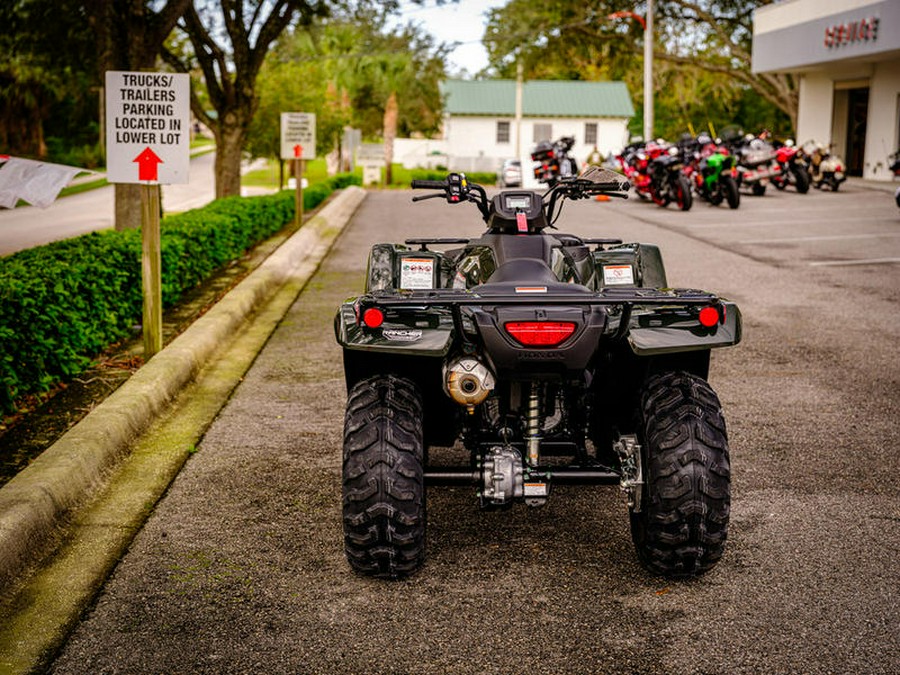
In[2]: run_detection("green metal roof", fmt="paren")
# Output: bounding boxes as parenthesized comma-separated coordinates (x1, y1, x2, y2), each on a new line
(441, 79, 634, 118)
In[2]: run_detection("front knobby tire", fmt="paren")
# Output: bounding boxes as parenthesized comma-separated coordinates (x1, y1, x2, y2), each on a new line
(342, 375, 426, 578)
(630, 372, 731, 578)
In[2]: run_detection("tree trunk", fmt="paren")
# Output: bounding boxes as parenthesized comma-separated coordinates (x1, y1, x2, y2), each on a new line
(383, 91, 398, 185)
(115, 184, 143, 230)
(214, 122, 244, 199)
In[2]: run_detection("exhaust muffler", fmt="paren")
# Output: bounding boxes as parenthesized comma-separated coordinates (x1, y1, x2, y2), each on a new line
(443, 357, 495, 406)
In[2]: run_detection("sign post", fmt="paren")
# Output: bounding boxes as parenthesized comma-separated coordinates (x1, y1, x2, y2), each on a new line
(105, 71, 190, 358)
(280, 113, 316, 226)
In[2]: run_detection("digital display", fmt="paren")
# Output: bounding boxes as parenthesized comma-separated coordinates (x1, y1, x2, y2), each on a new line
(504, 194, 531, 210)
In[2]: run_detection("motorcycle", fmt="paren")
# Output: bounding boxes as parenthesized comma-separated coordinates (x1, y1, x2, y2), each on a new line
(645, 140, 692, 210)
(729, 132, 783, 196)
(615, 141, 652, 200)
(680, 133, 740, 209)
(770, 139, 811, 193)
(890, 150, 900, 208)
(531, 136, 578, 187)
(335, 167, 741, 579)
(802, 140, 846, 191)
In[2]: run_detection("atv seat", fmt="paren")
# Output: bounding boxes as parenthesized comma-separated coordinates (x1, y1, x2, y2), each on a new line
(476, 233, 554, 267)
(486, 258, 559, 285)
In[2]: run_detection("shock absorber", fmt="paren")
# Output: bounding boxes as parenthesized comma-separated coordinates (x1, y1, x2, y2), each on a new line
(526, 382, 541, 466)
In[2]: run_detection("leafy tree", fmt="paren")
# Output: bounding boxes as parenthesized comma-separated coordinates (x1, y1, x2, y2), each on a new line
(83, 0, 193, 229)
(246, 10, 448, 182)
(483, 0, 796, 141)
(162, 0, 329, 199)
(0, 0, 99, 159)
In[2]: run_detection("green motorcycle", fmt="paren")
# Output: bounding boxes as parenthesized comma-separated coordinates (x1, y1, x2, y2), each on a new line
(683, 136, 740, 209)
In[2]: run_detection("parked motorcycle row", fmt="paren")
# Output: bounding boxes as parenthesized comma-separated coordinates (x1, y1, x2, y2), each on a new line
(604, 132, 849, 212)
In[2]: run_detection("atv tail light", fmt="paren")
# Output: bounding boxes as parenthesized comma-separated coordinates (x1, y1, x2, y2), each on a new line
(362, 307, 384, 328)
(505, 321, 576, 346)
(698, 306, 721, 328)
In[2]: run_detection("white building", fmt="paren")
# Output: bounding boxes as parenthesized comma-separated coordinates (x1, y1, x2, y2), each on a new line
(439, 79, 634, 183)
(752, 0, 900, 181)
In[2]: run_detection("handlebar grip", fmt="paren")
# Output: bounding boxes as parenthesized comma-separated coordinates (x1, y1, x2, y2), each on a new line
(411, 179, 447, 189)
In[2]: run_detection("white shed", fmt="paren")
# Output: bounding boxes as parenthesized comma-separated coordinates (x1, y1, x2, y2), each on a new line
(440, 79, 634, 184)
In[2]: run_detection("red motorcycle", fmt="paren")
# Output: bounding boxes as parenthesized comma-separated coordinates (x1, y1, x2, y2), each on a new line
(617, 141, 691, 210)
(616, 142, 652, 199)
(770, 140, 811, 193)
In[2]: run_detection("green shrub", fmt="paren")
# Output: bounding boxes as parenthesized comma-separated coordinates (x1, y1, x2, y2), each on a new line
(0, 172, 360, 414)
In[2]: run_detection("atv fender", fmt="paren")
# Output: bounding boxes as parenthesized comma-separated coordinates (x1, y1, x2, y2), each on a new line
(593, 243, 667, 289)
(334, 302, 454, 357)
(627, 301, 742, 355)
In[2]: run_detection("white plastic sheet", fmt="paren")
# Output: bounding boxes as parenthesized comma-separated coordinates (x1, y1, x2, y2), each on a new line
(0, 157, 84, 209)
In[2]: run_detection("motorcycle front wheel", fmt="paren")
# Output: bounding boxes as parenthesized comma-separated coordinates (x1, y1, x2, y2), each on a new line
(674, 175, 692, 211)
(792, 165, 810, 193)
(342, 374, 426, 578)
(722, 175, 740, 209)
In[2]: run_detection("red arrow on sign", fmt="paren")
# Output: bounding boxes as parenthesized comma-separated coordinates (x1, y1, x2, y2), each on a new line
(293, 144, 303, 158)
(133, 147, 163, 181)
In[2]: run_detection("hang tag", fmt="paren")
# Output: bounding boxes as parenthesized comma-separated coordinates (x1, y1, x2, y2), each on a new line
(516, 212, 528, 233)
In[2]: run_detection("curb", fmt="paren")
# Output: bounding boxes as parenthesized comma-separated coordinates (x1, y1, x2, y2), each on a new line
(0, 185, 366, 592)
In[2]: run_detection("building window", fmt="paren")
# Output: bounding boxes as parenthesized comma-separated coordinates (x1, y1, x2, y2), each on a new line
(585, 122, 598, 146)
(533, 123, 552, 143)
(496, 121, 510, 143)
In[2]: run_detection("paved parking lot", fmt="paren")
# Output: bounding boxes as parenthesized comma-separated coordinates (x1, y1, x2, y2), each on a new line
(47, 181, 900, 674)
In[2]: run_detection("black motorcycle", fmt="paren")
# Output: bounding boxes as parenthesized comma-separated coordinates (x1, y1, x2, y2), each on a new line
(531, 136, 578, 187)
(646, 142, 692, 210)
(891, 150, 900, 208)
(335, 167, 741, 579)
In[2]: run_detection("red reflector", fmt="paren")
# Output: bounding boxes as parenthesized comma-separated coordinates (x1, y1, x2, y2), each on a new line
(505, 321, 576, 346)
(362, 307, 384, 328)
(698, 306, 719, 328)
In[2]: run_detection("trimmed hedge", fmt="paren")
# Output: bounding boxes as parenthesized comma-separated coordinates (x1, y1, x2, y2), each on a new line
(0, 173, 361, 414)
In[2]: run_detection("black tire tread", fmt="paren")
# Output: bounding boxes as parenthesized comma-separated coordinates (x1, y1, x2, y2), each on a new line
(342, 375, 425, 578)
(631, 371, 731, 577)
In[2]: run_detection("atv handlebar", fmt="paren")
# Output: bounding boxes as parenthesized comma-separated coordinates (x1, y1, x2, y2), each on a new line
(410, 179, 446, 189)
(409, 167, 629, 224)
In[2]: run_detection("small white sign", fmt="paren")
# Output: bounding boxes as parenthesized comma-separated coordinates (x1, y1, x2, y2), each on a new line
(105, 71, 190, 185)
(280, 113, 316, 160)
(357, 143, 386, 164)
(400, 257, 435, 289)
(603, 264, 635, 285)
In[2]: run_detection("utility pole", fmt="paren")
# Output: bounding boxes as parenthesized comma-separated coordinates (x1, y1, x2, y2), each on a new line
(644, 1, 654, 142)
(608, 3, 653, 141)
(515, 60, 523, 160)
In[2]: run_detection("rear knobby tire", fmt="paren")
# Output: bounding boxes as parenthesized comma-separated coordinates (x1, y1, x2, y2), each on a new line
(630, 371, 731, 578)
(342, 375, 426, 578)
